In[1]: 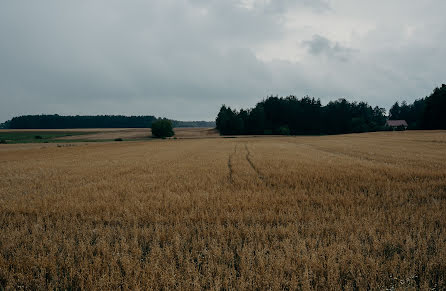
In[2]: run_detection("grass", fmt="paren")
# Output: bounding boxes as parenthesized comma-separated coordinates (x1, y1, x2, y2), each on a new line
(0, 131, 95, 144)
(0, 131, 445, 289)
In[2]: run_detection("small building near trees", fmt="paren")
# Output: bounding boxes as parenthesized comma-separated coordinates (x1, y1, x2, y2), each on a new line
(386, 120, 408, 130)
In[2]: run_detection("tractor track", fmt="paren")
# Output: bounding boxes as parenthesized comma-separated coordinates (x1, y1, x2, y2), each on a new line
(228, 143, 275, 187)
(244, 143, 268, 183)
(227, 144, 237, 183)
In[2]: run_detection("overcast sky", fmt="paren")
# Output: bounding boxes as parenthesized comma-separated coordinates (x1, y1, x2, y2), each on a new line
(1, 0, 444, 122)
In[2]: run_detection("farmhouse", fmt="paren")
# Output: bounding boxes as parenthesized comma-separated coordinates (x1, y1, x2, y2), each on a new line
(386, 119, 408, 130)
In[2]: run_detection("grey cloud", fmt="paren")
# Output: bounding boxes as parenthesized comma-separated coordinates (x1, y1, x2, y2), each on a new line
(265, 0, 331, 13)
(302, 34, 355, 62)
(0, 1, 280, 120)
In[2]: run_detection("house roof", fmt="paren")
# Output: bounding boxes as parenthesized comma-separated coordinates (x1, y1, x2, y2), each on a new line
(386, 120, 408, 127)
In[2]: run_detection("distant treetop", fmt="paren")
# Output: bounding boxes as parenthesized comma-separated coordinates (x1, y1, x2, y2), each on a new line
(1, 115, 215, 129)
(151, 118, 174, 138)
(216, 95, 386, 135)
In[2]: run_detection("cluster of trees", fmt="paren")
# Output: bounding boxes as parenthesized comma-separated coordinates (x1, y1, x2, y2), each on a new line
(151, 118, 174, 138)
(4, 115, 157, 129)
(389, 84, 446, 129)
(217, 84, 446, 135)
(1, 115, 215, 129)
(388, 100, 425, 129)
(216, 96, 386, 135)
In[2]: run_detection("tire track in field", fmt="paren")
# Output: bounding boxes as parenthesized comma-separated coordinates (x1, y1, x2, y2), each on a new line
(227, 144, 237, 183)
(244, 143, 268, 183)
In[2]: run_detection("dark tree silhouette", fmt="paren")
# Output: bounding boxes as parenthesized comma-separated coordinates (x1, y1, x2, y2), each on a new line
(389, 99, 426, 129)
(216, 95, 386, 135)
(5, 115, 157, 129)
(151, 118, 174, 138)
(387, 84, 446, 130)
(423, 84, 446, 129)
(2, 115, 215, 129)
(216, 85, 445, 135)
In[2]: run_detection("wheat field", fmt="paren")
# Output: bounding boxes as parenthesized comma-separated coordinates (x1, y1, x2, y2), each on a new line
(0, 131, 445, 290)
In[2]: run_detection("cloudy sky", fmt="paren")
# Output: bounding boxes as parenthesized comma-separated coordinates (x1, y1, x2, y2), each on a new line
(1, 0, 444, 122)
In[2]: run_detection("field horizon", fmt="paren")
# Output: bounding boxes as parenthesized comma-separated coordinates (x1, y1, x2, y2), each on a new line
(0, 127, 220, 144)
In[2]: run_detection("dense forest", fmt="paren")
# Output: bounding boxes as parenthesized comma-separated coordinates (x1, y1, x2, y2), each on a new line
(216, 84, 446, 135)
(216, 97, 386, 135)
(0, 115, 215, 129)
(389, 84, 446, 130)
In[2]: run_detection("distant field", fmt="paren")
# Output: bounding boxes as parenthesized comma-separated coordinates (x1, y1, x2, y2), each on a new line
(55, 127, 219, 141)
(0, 131, 95, 144)
(0, 127, 219, 143)
(0, 131, 445, 289)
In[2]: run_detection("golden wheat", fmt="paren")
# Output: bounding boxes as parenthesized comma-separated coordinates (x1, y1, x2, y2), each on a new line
(0, 131, 445, 289)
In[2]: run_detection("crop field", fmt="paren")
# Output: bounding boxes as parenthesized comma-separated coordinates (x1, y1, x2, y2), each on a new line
(0, 128, 219, 144)
(0, 131, 94, 144)
(0, 131, 445, 289)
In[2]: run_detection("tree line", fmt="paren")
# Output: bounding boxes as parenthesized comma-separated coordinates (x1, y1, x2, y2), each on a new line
(389, 85, 446, 130)
(1, 115, 215, 129)
(216, 84, 446, 135)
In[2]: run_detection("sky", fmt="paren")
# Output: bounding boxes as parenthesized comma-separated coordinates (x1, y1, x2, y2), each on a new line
(0, 0, 445, 122)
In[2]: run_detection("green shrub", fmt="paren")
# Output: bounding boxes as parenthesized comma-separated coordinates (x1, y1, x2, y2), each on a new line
(278, 125, 291, 135)
(151, 119, 174, 138)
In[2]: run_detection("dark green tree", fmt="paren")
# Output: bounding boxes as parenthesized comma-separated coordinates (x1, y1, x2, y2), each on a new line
(216, 105, 244, 135)
(389, 102, 401, 119)
(388, 99, 426, 129)
(151, 118, 174, 138)
(215, 95, 387, 135)
(423, 85, 446, 129)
